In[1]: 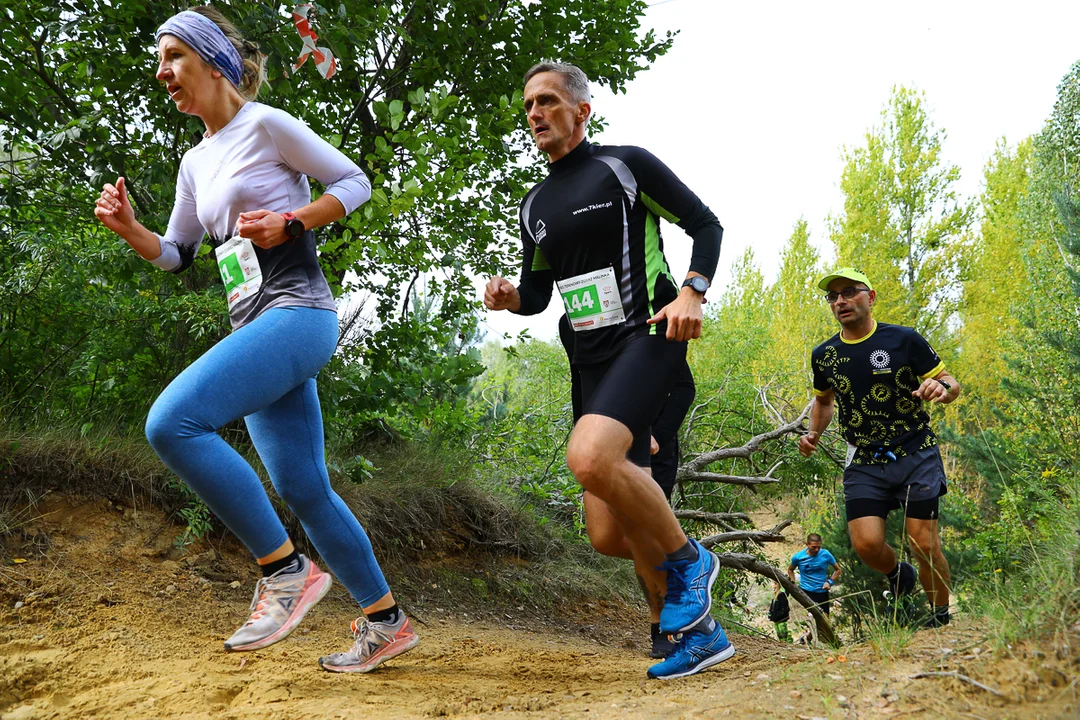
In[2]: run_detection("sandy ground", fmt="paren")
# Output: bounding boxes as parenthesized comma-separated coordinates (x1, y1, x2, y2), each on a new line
(1, 496, 1077, 719)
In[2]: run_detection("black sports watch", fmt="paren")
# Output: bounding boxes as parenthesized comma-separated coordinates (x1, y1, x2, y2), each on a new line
(281, 212, 305, 243)
(681, 276, 709, 295)
(937, 378, 952, 394)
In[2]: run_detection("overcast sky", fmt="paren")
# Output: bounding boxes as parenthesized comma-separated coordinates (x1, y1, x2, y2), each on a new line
(477, 0, 1080, 343)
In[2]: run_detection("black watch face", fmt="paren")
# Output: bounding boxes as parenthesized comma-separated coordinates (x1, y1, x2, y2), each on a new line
(286, 219, 304, 239)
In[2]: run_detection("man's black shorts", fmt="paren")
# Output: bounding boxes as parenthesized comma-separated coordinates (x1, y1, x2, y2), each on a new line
(803, 589, 831, 614)
(577, 333, 688, 468)
(844, 445, 947, 521)
(648, 363, 695, 499)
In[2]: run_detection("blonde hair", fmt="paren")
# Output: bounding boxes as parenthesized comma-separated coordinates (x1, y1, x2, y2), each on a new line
(187, 5, 266, 100)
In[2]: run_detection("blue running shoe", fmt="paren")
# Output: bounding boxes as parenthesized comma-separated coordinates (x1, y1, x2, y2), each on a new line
(647, 622, 735, 680)
(659, 539, 719, 633)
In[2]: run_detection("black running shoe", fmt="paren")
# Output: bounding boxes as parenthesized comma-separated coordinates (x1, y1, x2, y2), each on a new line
(650, 626, 678, 659)
(886, 561, 917, 598)
(923, 611, 950, 629)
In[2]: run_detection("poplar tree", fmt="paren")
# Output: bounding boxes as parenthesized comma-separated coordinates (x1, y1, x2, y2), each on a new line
(831, 87, 972, 337)
(765, 219, 830, 399)
(954, 140, 1034, 412)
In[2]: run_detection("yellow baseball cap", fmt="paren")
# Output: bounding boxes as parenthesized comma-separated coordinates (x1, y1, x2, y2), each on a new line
(818, 267, 873, 291)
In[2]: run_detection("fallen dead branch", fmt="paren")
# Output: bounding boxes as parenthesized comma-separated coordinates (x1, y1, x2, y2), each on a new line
(699, 520, 793, 549)
(673, 510, 751, 524)
(677, 401, 810, 486)
(909, 671, 1003, 697)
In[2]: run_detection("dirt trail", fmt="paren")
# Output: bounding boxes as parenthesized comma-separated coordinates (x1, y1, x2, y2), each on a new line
(2, 496, 1076, 719)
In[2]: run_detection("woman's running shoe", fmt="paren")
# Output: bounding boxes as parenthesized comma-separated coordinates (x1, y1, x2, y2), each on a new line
(318, 613, 420, 673)
(224, 555, 332, 652)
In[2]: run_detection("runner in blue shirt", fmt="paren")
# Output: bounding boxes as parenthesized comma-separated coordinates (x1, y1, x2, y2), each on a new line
(787, 533, 841, 615)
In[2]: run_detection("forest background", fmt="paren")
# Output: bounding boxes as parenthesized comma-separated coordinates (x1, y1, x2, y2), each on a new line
(1, 0, 1078, 650)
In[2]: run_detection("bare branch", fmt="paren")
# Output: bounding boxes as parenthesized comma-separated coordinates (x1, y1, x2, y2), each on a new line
(682, 400, 811, 472)
(673, 510, 750, 524)
(699, 520, 792, 548)
(910, 672, 1003, 697)
(676, 471, 781, 486)
(759, 386, 785, 425)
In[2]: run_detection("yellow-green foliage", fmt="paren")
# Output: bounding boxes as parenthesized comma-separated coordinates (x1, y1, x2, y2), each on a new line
(954, 139, 1035, 413)
(831, 86, 972, 342)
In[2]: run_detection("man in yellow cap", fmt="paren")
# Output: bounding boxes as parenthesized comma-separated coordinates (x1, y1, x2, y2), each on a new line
(798, 268, 959, 628)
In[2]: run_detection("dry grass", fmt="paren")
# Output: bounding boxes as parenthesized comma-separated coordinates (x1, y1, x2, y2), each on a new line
(0, 430, 638, 614)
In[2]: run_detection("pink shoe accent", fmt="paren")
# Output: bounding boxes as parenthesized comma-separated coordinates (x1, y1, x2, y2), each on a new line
(357, 619, 420, 671)
(225, 562, 332, 652)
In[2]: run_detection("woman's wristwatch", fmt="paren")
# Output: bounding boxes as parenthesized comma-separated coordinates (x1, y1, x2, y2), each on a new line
(281, 212, 305, 243)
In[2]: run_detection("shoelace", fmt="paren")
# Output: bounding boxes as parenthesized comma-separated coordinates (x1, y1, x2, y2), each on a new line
(244, 577, 273, 623)
(244, 572, 299, 624)
(349, 617, 393, 655)
(660, 560, 689, 605)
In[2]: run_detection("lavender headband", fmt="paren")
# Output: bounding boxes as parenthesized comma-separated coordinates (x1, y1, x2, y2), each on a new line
(155, 11, 244, 87)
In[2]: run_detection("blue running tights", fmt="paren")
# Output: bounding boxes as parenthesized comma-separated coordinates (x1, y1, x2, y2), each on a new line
(146, 306, 390, 606)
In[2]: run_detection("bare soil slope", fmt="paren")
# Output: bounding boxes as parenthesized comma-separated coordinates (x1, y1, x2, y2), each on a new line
(1, 496, 1076, 719)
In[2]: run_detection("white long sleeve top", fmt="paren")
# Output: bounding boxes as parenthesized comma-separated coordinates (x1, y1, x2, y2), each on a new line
(152, 101, 371, 328)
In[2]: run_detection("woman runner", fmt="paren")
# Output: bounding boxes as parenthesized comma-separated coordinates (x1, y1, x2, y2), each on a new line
(93, 6, 417, 673)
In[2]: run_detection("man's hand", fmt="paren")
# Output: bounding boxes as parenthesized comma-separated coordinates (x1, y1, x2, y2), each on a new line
(237, 210, 288, 249)
(647, 287, 703, 341)
(484, 276, 521, 312)
(913, 378, 950, 404)
(650, 435, 659, 455)
(798, 431, 821, 458)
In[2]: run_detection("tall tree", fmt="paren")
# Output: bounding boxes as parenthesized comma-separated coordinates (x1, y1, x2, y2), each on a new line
(0, 0, 673, 425)
(954, 139, 1034, 413)
(831, 87, 972, 336)
(763, 219, 831, 402)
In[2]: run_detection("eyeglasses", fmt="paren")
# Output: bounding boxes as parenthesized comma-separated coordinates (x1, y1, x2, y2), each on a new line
(825, 287, 870, 304)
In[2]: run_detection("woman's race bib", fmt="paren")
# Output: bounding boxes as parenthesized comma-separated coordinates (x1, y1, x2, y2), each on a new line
(215, 235, 262, 309)
(556, 266, 626, 332)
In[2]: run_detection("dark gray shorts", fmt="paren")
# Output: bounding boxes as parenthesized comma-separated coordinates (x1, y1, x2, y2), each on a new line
(843, 446, 947, 505)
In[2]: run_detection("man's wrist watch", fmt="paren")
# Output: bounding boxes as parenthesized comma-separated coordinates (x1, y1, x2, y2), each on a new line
(281, 212, 305, 243)
(937, 378, 952, 394)
(681, 276, 709, 295)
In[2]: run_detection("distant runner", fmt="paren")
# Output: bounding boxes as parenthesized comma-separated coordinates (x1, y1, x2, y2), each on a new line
(787, 533, 841, 615)
(799, 268, 958, 628)
(94, 7, 416, 671)
(485, 61, 731, 679)
(768, 581, 792, 643)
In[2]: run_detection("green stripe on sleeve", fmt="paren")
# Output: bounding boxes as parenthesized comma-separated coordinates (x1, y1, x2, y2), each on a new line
(644, 212, 676, 318)
(641, 191, 680, 224)
(532, 249, 551, 271)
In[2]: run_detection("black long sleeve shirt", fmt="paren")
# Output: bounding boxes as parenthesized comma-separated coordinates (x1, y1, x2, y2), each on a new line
(514, 140, 722, 364)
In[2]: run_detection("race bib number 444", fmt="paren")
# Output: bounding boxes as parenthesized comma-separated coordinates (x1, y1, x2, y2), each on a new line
(556, 266, 625, 332)
(215, 235, 262, 309)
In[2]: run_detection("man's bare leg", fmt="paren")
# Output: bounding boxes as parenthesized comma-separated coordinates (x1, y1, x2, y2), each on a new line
(847, 516, 895, 572)
(584, 489, 666, 620)
(567, 415, 687, 553)
(583, 491, 632, 560)
(905, 517, 950, 608)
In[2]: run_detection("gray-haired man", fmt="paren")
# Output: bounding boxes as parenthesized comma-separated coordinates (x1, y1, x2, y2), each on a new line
(484, 62, 731, 679)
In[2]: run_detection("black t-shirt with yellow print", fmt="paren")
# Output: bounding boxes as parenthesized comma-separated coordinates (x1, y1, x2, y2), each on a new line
(811, 321, 945, 466)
